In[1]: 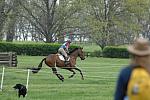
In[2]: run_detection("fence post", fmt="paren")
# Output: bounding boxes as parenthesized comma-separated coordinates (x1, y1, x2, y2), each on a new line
(0, 67, 5, 91)
(26, 69, 30, 91)
(9, 52, 12, 67)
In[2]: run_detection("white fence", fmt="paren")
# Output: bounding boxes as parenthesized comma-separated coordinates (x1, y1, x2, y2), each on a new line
(0, 65, 121, 91)
(0, 67, 30, 91)
(0, 67, 5, 90)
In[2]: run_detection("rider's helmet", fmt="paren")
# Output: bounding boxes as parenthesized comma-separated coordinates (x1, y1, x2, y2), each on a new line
(67, 39, 71, 43)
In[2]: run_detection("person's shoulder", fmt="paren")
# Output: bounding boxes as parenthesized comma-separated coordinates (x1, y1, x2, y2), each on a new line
(121, 64, 139, 73)
(121, 65, 132, 72)
(119, 65, 134, 77)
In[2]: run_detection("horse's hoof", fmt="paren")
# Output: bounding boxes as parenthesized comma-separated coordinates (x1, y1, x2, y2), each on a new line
(68, 76, 71, 78)
(32, 70, 38, 73)
(61, 79, 64, 82)
(82, 77, 84, 80)
(68, 75, 73, 78)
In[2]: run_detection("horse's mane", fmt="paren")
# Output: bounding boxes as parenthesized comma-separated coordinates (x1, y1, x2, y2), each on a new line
(69, 48, 79, 54)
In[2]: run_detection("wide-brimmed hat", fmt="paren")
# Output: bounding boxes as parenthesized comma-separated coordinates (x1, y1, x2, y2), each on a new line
(127, 38, 150, 56)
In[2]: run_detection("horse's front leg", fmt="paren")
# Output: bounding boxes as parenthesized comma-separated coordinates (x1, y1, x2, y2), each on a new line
(52, 67, 64, 82)
(66, 68, 76, 78)
(74, 67, 84, 80)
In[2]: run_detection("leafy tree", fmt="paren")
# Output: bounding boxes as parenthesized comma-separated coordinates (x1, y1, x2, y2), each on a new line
(80, 0, 150, 49)
(16, 0, 82, 43)
(0, 0, 21, 41)
(5, 0, 20, 42)
(0, 0, 11, 40)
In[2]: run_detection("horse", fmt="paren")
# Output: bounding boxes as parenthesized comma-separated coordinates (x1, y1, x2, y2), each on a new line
(31, 47, 85, 82)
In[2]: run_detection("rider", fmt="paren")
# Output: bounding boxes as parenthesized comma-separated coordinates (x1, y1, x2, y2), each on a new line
(58, 39, 72, 65)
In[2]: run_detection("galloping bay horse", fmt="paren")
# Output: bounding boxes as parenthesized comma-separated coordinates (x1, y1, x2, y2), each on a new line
(31, 47, 85, 82)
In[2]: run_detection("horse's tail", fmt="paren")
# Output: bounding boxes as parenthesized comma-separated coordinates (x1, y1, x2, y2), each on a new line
(31, 58, 46, 73)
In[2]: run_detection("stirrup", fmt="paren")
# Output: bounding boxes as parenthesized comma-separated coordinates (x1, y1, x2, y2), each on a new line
(64, 61, 69, 66)
(65, 56, 69, 61)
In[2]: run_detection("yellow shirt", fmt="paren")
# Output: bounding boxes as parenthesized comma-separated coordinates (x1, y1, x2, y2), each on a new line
(127, 67, 150, 100)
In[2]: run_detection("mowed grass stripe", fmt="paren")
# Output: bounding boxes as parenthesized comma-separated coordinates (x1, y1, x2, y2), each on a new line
(0, 56, 129, 100)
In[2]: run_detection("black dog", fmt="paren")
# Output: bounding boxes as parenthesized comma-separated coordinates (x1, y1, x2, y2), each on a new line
(13, 84, 27, 98)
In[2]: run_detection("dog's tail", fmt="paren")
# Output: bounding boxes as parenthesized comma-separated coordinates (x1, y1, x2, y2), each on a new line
(31, 58, 46, 73)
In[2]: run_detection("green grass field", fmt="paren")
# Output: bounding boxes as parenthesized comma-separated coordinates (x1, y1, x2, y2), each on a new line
(0, 56, 129, 100)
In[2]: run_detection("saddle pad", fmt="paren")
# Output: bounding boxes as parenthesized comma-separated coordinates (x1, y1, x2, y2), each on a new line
(57, 54, 70, 61)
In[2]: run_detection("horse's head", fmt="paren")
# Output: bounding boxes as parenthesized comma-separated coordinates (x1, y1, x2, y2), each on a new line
(77, 47, 85, 60)
(69, 47, 85, 60)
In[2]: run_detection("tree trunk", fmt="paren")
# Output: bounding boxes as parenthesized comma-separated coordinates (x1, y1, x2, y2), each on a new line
(0, 0, 6, 40)
(6, 17, 17, 42)
(6, 30, 15, 42)
(45, 33, 53, 43)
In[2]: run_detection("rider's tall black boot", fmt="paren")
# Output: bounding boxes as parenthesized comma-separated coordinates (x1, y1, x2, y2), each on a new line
(64, 57, 69, 66)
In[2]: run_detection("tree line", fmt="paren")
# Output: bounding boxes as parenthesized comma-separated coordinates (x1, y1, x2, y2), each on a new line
(0, 0, 150, 49)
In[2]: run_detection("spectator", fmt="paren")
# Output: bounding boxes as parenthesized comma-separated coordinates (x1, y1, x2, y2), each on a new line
(114, 38, 150, 100)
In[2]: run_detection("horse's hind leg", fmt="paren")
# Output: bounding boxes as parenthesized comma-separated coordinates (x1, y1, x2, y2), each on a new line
(74, 67, 84, 80)
(52, 68, 64, 82)
(66, 68, 76, 78)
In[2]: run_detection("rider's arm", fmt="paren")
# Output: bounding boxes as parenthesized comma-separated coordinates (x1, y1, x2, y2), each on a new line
(65, 43, 70, 53)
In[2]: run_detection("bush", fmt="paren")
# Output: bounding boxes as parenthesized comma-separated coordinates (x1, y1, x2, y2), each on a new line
(102, 46, 129, 58)
(90, 50, 102, 57)
(0, 42, 78, 56)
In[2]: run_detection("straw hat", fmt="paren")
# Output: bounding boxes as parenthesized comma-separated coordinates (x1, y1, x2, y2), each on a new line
(127, 38, 150, 56)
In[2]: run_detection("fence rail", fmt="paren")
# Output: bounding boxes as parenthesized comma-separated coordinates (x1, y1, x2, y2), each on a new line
(0, 52, 17, 67)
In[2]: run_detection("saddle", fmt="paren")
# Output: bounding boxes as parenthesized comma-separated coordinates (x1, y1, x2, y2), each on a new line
(57, 53, 70, 61)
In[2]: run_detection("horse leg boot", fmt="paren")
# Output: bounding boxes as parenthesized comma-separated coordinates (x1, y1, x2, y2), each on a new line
(52, 68, 64, 82)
